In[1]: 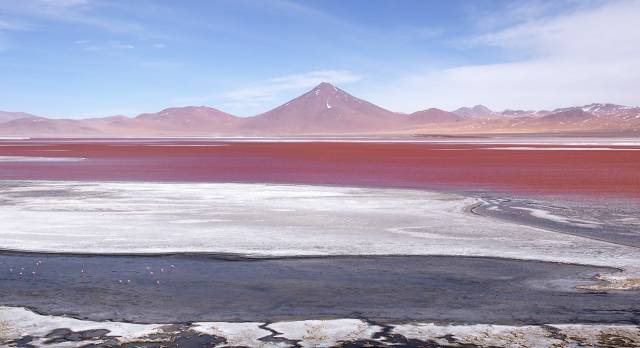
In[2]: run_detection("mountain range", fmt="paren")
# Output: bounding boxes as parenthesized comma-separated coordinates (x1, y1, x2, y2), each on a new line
(1, 82, 639, 136)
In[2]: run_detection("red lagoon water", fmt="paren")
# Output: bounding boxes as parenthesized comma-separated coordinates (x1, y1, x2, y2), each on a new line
(0, 139, 638, 199)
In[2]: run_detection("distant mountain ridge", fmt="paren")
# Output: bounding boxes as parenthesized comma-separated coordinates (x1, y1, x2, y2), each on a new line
(1, 83, 639, 136)
(452, 105, 494, 118)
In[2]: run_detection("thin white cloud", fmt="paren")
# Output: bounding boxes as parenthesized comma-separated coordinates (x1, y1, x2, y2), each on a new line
(175, 70, 360, 115)
(374, 0, 640, 112)
(224, 70, 360, 103)
(0, 18, 32, 51)
(0, 0, 147, 37)
(0, 19, 29, 31)
(38, 0, 89, 7)
(470, 0, 561, 31)
(0, 16, 36, 37)
(75, 40, 135, 51)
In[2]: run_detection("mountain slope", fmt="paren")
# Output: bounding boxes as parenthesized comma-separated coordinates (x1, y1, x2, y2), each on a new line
(553, 103, 640, 120)
(0, 116, 101, 136)
(539, 109, 595, 122)
(0, 111, 37, 123)
(80, 107, 242, 135)
(408, 108, 464, 124)
(133, 106, 241, 134)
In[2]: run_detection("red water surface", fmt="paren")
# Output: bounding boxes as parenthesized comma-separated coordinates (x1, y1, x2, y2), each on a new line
(0, 139, 638, 199)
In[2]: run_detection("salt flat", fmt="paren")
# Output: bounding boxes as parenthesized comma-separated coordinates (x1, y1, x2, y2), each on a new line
(0, 181, 638, 281)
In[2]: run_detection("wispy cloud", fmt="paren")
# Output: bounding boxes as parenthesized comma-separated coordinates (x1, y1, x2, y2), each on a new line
(224, 70, 360, 104)
(0, 0, 148, 38)
(470, 0, 560, 31)
(74, 39, 134, 51)
(254, 0, 348, 25)
(39, 0, 89, 7)
(0, 17, 33, 50)
(374, 0, 640, 112)
(472, 1, 639, 60)
(175, 70, 360, 115)
(0, 18, 31, 31)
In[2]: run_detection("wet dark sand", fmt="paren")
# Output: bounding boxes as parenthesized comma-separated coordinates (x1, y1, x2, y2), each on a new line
(2, 253, 639, 325)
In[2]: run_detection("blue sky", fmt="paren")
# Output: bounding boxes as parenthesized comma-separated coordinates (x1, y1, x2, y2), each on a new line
(1, 0, 639, 117)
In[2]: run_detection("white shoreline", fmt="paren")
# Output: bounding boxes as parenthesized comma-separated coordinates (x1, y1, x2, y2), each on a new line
(0, 156, 86, 162)
(1, 306, 638, 347)
(3, 136, 640, 146)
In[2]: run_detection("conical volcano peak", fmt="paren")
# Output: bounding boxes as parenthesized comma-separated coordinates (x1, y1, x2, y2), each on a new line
(316, 81, 337, 89)
(242, 81, 399, 133)
(310, 82, 340, 95)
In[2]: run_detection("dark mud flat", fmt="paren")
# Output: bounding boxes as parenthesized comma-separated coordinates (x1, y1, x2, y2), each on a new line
(1, 253, 639, 325)
(475, 196, 640, 248)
